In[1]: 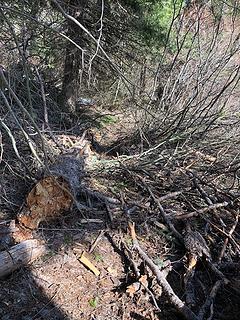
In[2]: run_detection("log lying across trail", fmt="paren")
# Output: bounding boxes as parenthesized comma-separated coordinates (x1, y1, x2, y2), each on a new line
(0, 239, 46, 278)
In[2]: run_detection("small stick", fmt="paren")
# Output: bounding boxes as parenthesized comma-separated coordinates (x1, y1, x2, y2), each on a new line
(141, 281, 161, 312)
(128, 222, 198, 320)
(207, 219, 240, 253)
(0, 130, 3, 163)
(218, 211, 239, 263)
(158, 190, 185, 202)
(78, 251, 100, 276)
(34, 66, 49, 127)
(187, 171, 215, 206)
(79, 187, 120, 205)
(121, 240, 141, 278)
(89, 230, 105, 253)
(122, 241, 161, 312)
(80, 219, 104, 224)
(105, 203, 114, 223)
(175, 202, 228, 220)
(138, 177, 183, 242)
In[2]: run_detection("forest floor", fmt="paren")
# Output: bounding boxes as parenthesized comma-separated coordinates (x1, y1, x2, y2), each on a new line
(1, 4, 240, 319)
(0, 100, 240, 320)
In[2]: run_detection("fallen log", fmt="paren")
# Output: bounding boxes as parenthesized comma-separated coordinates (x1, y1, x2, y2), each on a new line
(0, 156, 86, 277)
(16, 156, 86, 230)
(0, 239, 46, 278)
(0, 154, 119, 278)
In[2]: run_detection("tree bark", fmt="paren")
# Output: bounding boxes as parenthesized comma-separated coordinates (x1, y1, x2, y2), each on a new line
(0, 240, 46, 278)
(61, 0, 88, 110)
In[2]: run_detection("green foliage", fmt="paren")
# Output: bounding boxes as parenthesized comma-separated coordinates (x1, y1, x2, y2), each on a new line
(99, 115, 118, 127)
(89, 297, 99, 308)
(120, 0, 184, 47)
(94, 252, 104, 262)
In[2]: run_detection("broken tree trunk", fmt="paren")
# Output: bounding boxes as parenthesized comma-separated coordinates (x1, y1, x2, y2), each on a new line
(0, 156, 84, 277)
(0, 153, 117, 277)
(17, 156, 84, 230)
(0, 239, 46, 278)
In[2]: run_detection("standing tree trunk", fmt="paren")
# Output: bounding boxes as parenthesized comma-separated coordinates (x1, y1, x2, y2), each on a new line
(61, 0, 88, 111)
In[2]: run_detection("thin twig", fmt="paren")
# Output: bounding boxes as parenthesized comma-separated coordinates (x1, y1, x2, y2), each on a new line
(175, 202, 228, 220)
(0, 67, 52, 169)
(218, 211, 239, 263)
(158, 190, 184, 202)
(122, 240, 161, 312)
(138, 176, 183, 242)
(0, 90, 42, 166)
(0, 119, 33, 176)
(34, 66, 49, 126)
(129, 222, 198, 320)
(89, 230, 105, 254)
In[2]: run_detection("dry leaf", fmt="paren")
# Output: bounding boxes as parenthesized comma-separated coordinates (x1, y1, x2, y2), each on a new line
(139, 275, 148, 287)
(126, 281, 141, 297)
(107, 267, 118, 277)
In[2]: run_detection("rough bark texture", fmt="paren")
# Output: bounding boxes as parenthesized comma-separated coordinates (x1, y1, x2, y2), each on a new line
(0, 239, 46, 278)
(60, 0, 88, 110)
(0, 155, 85, 277)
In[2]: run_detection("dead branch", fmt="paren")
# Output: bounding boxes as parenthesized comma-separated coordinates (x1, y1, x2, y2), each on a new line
(158, 190, 185, 202)
(201, 218, 240, 254)
(122, 240, 161, 311)
(89, 230, 105, 254)
(188, 171, 217, 206)
(218, 211, 239, 263)
(79, 187, 120, 205)
(129, 222, 198, 320)
(175, 202, 228, 220)
(137, 176, 183, 242)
